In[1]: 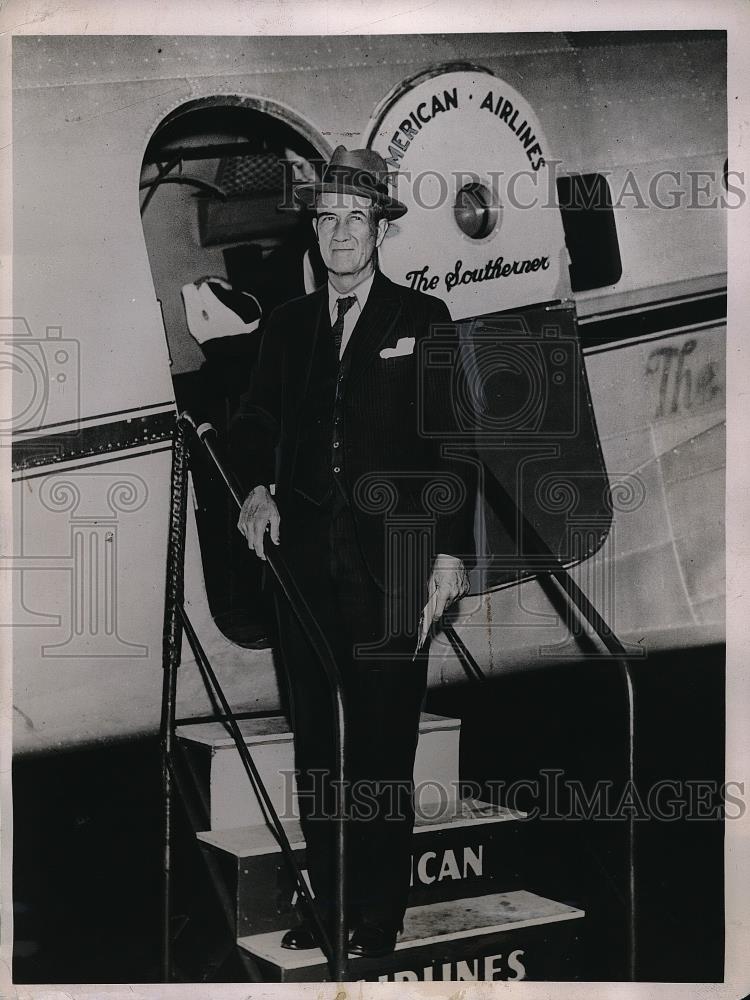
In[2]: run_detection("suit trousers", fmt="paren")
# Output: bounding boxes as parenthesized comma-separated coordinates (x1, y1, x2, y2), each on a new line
(274, 497, 429, 931)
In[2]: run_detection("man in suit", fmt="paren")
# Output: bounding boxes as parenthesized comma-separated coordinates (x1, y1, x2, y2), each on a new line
(231, 146, 475, 958)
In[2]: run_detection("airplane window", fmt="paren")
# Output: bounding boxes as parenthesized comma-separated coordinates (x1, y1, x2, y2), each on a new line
(556, 173, 622, 292)
(140, 100, 326, 649)
(454, 181, 500, 240)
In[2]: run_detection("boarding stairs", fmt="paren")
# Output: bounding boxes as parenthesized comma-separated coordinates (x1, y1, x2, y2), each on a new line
(162, 413, 636, 982)
(176, 712, 585, 983)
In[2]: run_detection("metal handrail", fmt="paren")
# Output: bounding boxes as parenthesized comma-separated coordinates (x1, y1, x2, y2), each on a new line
(184, 415, 348, 980)
(160, 416, 189, 983)
(161, 414, 349, 982)
(176, 603, 334, 952)
(479, 461, 637, 980)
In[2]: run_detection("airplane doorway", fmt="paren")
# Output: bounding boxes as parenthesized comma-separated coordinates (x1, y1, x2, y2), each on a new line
(140, 99, 327, 646)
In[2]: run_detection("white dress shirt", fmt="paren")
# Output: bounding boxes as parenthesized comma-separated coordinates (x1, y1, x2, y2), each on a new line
(327, 271, 375, 360)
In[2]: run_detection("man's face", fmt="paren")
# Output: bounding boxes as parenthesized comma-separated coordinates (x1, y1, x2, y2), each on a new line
(313, 191, 389, 279)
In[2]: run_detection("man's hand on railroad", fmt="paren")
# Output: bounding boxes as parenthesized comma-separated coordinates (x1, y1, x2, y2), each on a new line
(417, 554, 470, 651)
(237, 485, 280, 561)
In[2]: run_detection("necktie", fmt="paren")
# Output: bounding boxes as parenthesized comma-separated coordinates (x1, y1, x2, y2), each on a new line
(331, 295, 356, 360)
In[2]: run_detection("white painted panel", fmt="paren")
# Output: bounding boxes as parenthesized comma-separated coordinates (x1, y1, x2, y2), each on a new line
(182, 714, 460, 829)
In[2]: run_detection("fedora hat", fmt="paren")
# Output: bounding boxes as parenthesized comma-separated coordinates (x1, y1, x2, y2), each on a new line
(294, 145, 408, 220)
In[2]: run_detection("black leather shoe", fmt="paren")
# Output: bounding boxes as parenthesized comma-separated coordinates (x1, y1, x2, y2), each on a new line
(347, 922, 399, 958)
(280, 922, 321, 951)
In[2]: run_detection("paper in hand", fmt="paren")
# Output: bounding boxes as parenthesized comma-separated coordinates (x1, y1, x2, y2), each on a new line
(413, 613, 429, 661)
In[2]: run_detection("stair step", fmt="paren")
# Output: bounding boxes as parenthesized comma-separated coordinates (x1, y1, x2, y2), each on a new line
(197, 799, 528, 936)
(180, 712, 458, 749)
(198, 798, 525, 857)
(177, 712, 461, 830)
(237, 890, 585, 982)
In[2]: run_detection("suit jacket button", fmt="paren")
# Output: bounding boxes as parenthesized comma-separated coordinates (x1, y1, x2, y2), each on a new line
(333, 466, 341, 473)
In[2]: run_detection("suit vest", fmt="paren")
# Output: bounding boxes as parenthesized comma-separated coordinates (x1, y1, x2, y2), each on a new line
(293, 312, 351, 509)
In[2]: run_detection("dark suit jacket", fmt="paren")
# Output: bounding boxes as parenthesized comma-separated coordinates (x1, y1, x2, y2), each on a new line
(229, 270, 475, 591)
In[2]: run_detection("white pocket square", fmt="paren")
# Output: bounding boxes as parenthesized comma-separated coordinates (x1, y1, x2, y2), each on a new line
(380, 337, 415, 359)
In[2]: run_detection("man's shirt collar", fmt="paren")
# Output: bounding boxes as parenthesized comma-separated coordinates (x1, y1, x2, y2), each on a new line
(327, 270, 376, 321)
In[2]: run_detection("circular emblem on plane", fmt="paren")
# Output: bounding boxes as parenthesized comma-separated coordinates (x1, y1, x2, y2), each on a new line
(364, 65, 568, 319)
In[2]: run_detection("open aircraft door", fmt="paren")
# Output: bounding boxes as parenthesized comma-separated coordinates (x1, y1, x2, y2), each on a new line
(365, 66, 614, 595)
